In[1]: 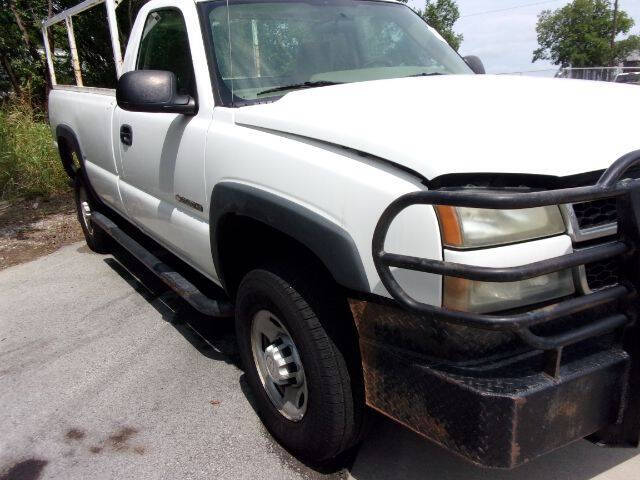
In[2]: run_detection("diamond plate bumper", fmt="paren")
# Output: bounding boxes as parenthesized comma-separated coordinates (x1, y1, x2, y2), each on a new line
(353, 300, 632, 469)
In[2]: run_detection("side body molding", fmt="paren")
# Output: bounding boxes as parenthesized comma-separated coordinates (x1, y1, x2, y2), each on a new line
(210, 183, 370, 294)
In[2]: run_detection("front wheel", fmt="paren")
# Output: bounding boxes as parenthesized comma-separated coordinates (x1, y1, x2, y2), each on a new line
(235, 267, 366, 464)
(74, 175, 110, 254)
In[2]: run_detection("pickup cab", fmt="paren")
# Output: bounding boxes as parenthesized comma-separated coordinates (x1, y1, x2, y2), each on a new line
(45, 0, 640, 469)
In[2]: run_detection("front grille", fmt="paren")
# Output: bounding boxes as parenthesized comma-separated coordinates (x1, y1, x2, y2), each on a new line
(569, 197, 622, 291)
(585, 258, 621, 291)
(572, 198, 618, 230)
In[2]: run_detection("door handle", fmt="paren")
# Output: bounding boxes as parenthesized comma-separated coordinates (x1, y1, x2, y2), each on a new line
(120, 125, 133, 146)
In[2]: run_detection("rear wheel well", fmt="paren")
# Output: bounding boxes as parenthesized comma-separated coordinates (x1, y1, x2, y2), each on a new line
(57, 135, 81, 179)
(57, 132, 102, 207)
(216, 214, 339, 300)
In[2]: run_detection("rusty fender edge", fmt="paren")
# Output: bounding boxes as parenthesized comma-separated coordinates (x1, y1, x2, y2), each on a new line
(350, 300, 632, 469)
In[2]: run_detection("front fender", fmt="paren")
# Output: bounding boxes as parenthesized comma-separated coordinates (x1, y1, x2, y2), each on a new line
(210, 182, 370, 293)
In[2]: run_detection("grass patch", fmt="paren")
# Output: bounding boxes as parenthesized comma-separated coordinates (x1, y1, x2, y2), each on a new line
(0, 101, 69, 200)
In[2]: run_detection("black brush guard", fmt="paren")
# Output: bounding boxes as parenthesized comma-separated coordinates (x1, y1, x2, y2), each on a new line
(373, 150, 640, 377)
(363, 150, 640, 468)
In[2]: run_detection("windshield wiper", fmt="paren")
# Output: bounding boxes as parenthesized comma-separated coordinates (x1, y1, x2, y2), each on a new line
(257, 81, 343, 96)
(408, 72, 445, 78)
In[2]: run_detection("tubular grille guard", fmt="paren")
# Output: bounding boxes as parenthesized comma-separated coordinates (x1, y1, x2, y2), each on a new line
(373, 150, 640, 375)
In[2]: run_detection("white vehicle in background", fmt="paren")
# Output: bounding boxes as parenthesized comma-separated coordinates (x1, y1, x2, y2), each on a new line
(45, 0, 640, 469)
(615, 71, 640, 84)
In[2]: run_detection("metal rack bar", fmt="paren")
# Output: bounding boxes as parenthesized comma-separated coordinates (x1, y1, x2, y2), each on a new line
(65, 16, 83, 87)
(41, 0, 123, 87)
(41, 26, 57, 86)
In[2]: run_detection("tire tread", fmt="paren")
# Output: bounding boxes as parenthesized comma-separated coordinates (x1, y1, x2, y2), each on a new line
(235, 266, 366, 463)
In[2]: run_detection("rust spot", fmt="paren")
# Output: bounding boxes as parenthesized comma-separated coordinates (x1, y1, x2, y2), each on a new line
(210, 400, 221, 406)
(547, 395, 580, 423)
(510, 442, 521, 467)
(510, 400, 524, 467)
(108, 427, 138, 451)
(0, 459, 48, 480)
(65, 429, 85, 441)
(133, 446, 146, 455)
(348, 299, 367, 329)
(421, 414, 451, 444)
(557, 401, 578, 417)
(514, 396, 527, 406)
(89, 447, 102, 454)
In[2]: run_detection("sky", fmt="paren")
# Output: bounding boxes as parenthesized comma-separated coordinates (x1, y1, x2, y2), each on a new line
(407, 0, 640, 75)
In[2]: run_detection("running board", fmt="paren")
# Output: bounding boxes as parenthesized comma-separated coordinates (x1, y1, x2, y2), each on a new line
(92, 211, 234, 318)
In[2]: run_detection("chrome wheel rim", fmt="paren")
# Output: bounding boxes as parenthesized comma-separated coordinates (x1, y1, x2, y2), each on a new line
(250, 310, 308, 421)
(78, 186, 93, 235)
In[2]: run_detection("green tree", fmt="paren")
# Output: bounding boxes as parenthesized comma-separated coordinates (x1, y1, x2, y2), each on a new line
(0, 0, 50, 99)
(418, 0, 463, 51)
(0, 0, 149, 104)
(533, 0, 640, 67)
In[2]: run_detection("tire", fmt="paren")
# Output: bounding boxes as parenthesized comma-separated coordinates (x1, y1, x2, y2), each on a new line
(235, 266, 366, 464)
(74, 174, 110, 254)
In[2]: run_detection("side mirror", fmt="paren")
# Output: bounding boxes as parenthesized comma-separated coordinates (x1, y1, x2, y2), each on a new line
(464, 55, 486, 75)
(116, 70, 197, 115)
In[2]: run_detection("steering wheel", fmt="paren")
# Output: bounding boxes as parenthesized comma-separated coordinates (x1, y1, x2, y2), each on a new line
(362, 58, 394, 68)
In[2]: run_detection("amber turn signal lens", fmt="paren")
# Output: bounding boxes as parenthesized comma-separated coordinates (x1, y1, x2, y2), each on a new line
(435, 205, 463, 247)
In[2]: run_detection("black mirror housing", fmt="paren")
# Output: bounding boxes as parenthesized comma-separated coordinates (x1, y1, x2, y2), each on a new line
(464, 55, 486, 75)
(116, 70, 197, 115)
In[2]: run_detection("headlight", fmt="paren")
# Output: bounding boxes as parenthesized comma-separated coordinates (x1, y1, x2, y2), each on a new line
(436, 206, 573, 313)
(443, 270, 575, 314)
(436, 205, 566, 249)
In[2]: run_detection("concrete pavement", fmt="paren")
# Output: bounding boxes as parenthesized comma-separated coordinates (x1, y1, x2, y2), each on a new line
(1, 243, 640, 479)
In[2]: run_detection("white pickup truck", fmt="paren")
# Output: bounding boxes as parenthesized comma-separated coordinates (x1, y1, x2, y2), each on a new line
(45, 0, 640, 469)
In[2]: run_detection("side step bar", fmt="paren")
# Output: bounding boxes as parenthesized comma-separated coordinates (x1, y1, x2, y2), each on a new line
(92, 211, 234, 318)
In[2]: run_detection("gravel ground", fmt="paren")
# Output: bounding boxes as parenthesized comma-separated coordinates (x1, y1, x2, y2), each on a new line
(0, 193, 83, 271)
(1, 243, 640, 480)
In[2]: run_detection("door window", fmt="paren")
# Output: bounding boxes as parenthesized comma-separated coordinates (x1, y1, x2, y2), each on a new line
(137, 9, 196, 97)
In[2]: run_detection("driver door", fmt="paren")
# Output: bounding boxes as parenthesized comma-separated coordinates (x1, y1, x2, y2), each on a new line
(114, 7, 209, 264)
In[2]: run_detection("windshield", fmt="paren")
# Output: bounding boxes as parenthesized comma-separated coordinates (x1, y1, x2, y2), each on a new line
(200, 0, 472, 105)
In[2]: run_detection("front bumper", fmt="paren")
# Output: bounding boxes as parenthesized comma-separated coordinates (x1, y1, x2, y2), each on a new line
(353, 299, 633, 468)
(364, 150, 640, 468)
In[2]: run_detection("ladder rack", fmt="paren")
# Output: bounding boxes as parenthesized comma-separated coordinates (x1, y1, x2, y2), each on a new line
(42, 0, 124, 87)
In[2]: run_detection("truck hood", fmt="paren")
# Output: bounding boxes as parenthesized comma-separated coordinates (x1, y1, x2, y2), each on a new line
(235, 75, 640, 181)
